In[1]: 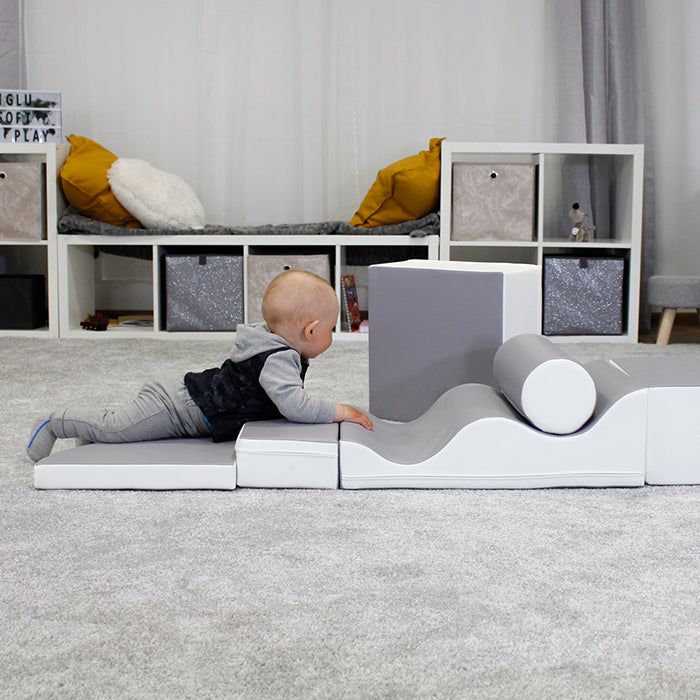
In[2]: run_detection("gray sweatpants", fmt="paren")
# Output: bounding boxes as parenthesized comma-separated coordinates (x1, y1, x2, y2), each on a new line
(51, 377, 212, 444)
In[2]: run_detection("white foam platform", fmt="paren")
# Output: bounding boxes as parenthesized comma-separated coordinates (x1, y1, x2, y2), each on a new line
(614, 357, 700, 485)
(235, 420, 339, 489)
(34, 438, 237, 490)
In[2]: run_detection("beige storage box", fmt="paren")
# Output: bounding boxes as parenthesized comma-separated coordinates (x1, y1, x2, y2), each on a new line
(0, 162, 44, 240)
(246, 253, 332, 323)
(451, 163, 535, 241)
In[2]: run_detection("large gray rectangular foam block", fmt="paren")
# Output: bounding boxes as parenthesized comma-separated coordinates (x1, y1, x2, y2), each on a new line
(369, 260, 540, 421)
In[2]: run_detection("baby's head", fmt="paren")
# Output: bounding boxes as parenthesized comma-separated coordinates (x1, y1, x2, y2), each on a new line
(262, 270, 339, 359)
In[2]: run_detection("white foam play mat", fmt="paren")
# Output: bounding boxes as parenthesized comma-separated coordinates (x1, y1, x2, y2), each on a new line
(34, 438, 236, 490)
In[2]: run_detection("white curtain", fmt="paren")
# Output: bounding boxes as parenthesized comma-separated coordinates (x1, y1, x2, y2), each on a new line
(21, 0, 700, 288)
(23, 0, 560, 225)
(551, 0, 655, 326)
(0, 0, 23, 87)
(644, 0, 700, 278)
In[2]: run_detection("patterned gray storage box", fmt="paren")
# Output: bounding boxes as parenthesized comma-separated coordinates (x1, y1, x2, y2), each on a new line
(165, 254, 243, 331)
(451, 163, 535, 241)
(543, 255, 625, 336)
(246, 253, 331, 324)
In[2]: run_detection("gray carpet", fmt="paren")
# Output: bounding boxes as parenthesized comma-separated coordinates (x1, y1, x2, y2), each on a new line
(1, 336, 699, 699)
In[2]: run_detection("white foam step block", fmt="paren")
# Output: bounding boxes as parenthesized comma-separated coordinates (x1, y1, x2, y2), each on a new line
(613, 356, 700, 485)
(34, 438, 236, 490)
(235, 420, 339, 489)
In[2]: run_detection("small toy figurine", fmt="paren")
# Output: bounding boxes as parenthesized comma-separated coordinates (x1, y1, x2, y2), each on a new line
(569, 202, 596, 242)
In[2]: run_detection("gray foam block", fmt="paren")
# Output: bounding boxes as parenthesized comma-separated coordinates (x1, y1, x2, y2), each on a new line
(368, 260, 540, 422)
(34, 438, 237, 490)
(369, 263, 503, 421)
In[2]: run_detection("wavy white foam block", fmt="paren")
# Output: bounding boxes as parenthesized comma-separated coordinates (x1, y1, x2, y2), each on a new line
(340, 360, 647, 490)
(493, 333, 596, 434)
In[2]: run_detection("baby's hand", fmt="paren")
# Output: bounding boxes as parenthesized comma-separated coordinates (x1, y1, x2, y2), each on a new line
(334, 404, 374, 431)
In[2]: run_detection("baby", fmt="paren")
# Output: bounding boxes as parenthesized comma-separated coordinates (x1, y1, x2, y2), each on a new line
(27, 269, 373, 462)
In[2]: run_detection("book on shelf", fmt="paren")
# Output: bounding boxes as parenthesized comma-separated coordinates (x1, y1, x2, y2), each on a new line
(108, 314, 154, 328)
(341, 275, 362, 332)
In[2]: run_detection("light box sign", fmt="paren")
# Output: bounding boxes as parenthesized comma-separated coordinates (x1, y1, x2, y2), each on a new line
(0, 91, 62, 143)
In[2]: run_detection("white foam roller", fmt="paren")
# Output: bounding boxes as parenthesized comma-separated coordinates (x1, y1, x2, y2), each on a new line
(493, 334, 596, 434)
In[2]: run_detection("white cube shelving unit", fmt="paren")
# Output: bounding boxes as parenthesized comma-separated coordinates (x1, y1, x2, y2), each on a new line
(4, 141, 643, 343)
(0, 143, 69, 336)
(58, 233, 439, 338)
(439, 141, 645, 342)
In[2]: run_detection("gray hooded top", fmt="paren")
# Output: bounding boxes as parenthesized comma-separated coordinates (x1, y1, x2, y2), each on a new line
(184, 323, 336, 441)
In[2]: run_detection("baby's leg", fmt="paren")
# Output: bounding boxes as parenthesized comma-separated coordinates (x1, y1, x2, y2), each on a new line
(57, 378, 210, 443)
(28, 378, 210, 461)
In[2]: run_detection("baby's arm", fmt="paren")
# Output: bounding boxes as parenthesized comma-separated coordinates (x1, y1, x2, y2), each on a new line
(334, 404, 374, 431)
(260, 352, 374, 430)
(260, 351, 338, 423)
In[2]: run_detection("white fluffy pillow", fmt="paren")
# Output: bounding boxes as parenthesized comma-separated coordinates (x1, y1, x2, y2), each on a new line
(107, 157, 205, 229)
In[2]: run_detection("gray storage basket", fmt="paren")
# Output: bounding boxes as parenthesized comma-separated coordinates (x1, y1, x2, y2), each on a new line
(165, 253, 243, 331)
(543, 255, 625, 335)
(0, 162, 44, 240)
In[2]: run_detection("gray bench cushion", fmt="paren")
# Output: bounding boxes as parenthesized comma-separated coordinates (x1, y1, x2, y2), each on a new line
(648, 275, 700, 308)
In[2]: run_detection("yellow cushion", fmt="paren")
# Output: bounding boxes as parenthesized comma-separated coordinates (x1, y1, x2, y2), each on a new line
(349, 137, 445, 228)
(60, 135, 142, 228)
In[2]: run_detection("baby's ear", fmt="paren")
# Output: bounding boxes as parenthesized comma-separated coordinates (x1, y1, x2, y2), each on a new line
(303, 319, 320, 339)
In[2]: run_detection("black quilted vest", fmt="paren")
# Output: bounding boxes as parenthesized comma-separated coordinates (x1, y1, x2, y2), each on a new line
(185, 348, 309, 442)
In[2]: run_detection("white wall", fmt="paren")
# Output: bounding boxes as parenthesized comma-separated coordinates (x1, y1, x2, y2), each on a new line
(23, 0, 558, 225)
(22, 0, 700, 276)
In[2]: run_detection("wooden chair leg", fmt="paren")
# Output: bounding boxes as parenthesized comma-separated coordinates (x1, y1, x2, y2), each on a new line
(656, 307, 677, 345)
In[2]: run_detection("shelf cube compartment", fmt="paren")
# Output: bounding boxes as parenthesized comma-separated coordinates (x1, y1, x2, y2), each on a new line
(543, 255, 625, 335)
(164, 253, 243, 331)
(0, 274, 46, 329)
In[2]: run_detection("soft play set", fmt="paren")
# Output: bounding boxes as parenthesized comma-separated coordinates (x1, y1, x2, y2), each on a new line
(32, 259, 700, 490)
(34, 330, 700, 491)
